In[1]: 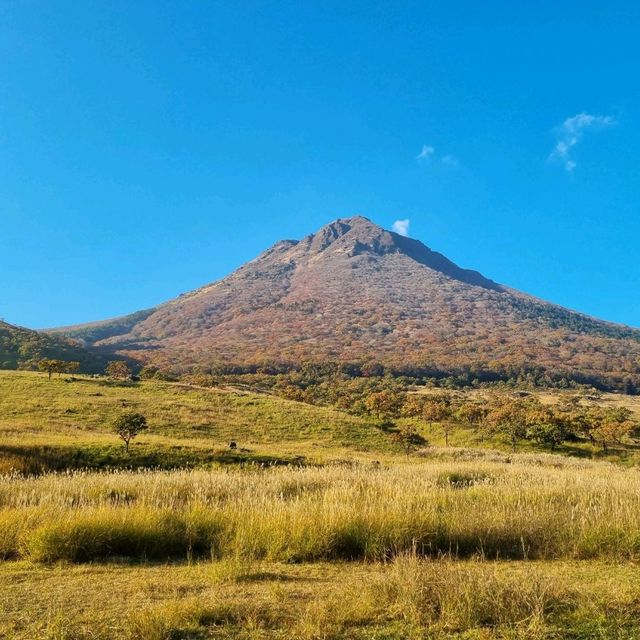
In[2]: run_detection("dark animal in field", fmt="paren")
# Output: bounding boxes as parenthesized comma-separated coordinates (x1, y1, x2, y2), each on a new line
(229, 441, 237, 450)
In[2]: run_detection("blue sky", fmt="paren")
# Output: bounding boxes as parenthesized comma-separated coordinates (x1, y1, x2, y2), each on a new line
(1, 1, 639, 329)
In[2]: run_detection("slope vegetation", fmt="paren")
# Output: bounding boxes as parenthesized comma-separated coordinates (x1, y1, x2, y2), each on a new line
(0, 321, 106, 372)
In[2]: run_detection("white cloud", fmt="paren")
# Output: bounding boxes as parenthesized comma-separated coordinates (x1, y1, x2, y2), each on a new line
(392, 219, 410, 237)
(416, 145, 435, 161)
(549, 112, 617, 172)
(417, 145, 459, 169)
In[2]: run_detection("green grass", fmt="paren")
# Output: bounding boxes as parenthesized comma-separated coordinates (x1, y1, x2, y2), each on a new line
(0, 371, 391, 472)
(3, 371, 640, 473)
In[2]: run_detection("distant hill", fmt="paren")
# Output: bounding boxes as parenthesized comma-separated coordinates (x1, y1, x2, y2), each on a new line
(0, 320, 107, 373)
(50, 216, 640, 390)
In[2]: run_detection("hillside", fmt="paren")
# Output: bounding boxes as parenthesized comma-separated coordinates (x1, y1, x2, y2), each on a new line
(51, 216, 640, 389)
(0, 320, 106, 373)
(0, 370, 388, 474)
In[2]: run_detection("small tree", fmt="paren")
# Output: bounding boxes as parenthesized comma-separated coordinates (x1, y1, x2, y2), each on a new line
(38, 358, 65, 380)
(526, 420, 567, 450)
(113, 411, 148, 452)
(455, 402, 488, 428)
(421, 396, 451, 428)
(486, 399, 527, 451)
(364, 390, 403, 420)
(106, 360, 132, 380)
(524, 406, 568, 451)
(401, 395, 425, 418)
(139, 366, 159, 380)
(593, 408, 635, 451)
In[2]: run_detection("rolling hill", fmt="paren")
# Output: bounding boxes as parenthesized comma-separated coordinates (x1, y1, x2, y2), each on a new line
(0, 320, 106, 372)
(50, 216, 640, 389)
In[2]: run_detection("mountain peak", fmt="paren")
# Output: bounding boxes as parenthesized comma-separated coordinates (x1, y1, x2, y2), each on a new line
(296, 216, 501, 291)
(300, 216, 378, 253)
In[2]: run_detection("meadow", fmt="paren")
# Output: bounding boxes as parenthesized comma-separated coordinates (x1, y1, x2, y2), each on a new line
(0, 371, 389, 474)
(4, 458, 640, 638)
(3, 371, 640, 638)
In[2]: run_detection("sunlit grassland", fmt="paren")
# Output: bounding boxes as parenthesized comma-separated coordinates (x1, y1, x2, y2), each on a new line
(0, 371, 390, 472)
(4, 371, 640, 638)
(3, 371, 640, 472)
(3, 457, 640, 564)
(3, 456, 640, 637)
(3, 554, 640, 638)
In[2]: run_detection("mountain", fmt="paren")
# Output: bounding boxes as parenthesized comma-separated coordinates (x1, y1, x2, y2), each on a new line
(50, 216, 640, 389)
(0, 320, 107, 372)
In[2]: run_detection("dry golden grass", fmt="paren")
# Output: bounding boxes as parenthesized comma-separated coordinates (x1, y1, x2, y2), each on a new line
(2, 456, 640, 563)
(2, 556, 640, 639)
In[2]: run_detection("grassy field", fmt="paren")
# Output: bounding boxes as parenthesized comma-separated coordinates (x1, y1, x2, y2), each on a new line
(3, 370, 639, 474)
(0, 371, 391, 473)
(3, 371, 640, 638)
(4, 456, 640, 563)
(2, 456, 640, 637)
(4, 557, 640, 639)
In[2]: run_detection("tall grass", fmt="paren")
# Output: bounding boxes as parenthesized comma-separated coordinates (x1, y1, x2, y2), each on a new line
(2, 454, 640, 563)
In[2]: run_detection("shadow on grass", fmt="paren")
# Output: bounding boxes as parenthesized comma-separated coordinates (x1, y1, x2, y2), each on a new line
(0, 443, 309, 475)
(375, 420, 399, 434)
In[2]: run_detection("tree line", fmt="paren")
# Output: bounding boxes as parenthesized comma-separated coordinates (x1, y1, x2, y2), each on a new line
(365, 390, 638, 452)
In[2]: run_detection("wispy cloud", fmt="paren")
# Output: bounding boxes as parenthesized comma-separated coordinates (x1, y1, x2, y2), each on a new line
(416, 145, 435, 161)
(416, 145, 458, 169)
(549, 112, 617, 172)
(392, 219, 410, 237)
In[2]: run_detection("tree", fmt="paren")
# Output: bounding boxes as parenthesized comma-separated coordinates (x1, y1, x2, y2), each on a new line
(592, 407, 635, 451)
(105, 360, 132, 380)
(113, 411, 148, 452)
(38, 358, 65, 380)
(364, 390, 403, 420)
(456, 401, 490, 443)
(524, 406, 568, 451)
(569, 407, 601, 445)
(64, 361, 80, 375)
(526, 418, 567, 450)
(486, 398, 528, 451)
(139, 366, 159, 380)
(455, 402, 488, 428)
(441, 419, 455, 447)
(421, 396, 451, 426)
(401, 395, 425, 418)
